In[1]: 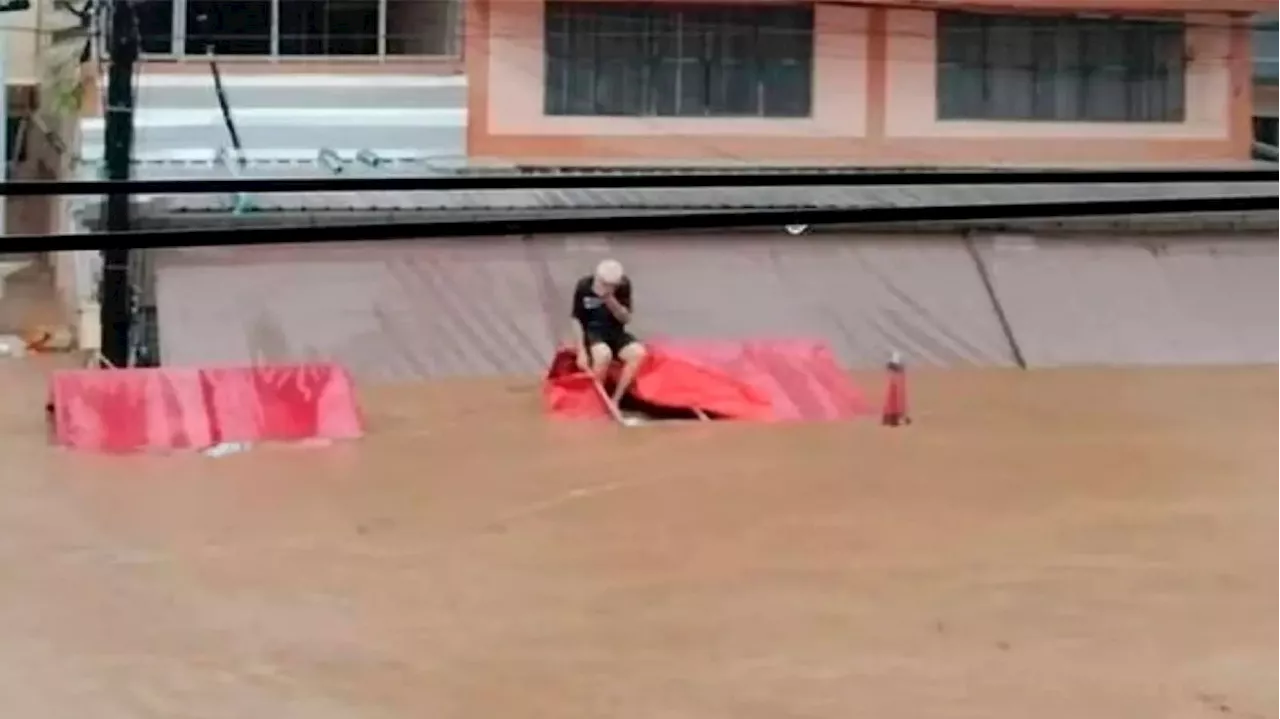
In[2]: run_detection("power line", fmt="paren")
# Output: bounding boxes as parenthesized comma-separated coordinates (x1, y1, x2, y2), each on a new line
(4, 167, 1275, 197)
(5, 193, 1276, 255)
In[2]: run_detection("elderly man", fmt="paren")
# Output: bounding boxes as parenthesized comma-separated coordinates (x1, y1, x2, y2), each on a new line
(570, 258, 647, 405)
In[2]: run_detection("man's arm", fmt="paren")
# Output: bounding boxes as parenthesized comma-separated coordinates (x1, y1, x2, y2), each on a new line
(569, 282, 588, 347)
(603, 281, 633, 325)
(568, 317, 586, 348)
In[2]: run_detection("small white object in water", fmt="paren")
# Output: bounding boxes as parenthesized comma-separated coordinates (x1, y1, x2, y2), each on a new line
(203, 442, 253, 458)
(0, 335, 26, 358)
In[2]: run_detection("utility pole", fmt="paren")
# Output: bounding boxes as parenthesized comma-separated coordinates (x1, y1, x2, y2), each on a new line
(1, 10, 8, 241)
(0, 1, 33, 237)
(100, 0, 137, 367)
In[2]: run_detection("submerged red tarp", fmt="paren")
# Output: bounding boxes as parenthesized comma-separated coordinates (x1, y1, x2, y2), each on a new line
(49, 363, 364, 453)
(544, 339, 869, 422)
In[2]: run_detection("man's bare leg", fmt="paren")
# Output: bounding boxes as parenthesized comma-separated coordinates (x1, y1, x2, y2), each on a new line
(586, 342, 626, 421)
(612, 342, 647, 404)
(588, 343, 613, 383)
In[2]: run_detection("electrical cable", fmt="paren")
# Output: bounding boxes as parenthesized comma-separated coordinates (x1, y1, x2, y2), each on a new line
(3, 192, 1274, 255)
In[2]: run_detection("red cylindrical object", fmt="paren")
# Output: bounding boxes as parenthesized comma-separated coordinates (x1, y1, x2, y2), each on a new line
(881, 354, 910, 427)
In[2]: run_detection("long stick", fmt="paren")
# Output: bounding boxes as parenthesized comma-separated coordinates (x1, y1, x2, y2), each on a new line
(964, 235, 1027, 369)
(588, 377, 627, 425)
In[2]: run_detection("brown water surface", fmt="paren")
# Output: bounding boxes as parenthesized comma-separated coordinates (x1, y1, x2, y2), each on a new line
(1, 360, 1275, 718)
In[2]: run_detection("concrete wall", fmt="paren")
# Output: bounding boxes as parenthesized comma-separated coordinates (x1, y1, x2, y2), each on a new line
(78, 73, 467, 158)
(466, 0, 1260, 166)
(0, 3, 41, 86)
(3, 0, 85, 95)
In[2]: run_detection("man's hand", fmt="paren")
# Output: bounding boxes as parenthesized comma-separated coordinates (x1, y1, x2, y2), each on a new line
(601, 291, 630, 323)
(576, 348, 591, 372)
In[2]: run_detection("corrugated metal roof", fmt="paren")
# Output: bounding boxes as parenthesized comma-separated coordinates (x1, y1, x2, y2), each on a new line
(151, 231, 1278, 382)
(136, 181, 1272, 215)
(152, 234, 1019, 380)
(978, 236, 1280, 366)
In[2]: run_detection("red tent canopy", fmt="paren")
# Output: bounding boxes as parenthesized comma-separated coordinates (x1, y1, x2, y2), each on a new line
(543, 339, 869, 422)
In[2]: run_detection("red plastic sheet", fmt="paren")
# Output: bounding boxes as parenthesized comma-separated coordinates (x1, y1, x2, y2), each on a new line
(543, 339, 869, 422)
(49, 367, 214, 453)
(49, 363, 363, 453)
(201, 365, 364, 444)
(544, 353, 616, 420)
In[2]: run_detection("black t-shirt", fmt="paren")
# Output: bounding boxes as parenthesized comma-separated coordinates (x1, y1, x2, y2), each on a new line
(571, 274, 632, 336)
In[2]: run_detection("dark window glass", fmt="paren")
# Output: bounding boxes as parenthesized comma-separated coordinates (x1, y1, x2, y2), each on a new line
(936, 12, 1186, 123)
(185, 0, 272, 55)
(544, 2, 814, 118)
(5, 116, 25, 170)
(1252, 14, 1278, 86)
(279, 0, 380, 56)
(136, 0, 175, 55)
(1254, 116, 1277, 145)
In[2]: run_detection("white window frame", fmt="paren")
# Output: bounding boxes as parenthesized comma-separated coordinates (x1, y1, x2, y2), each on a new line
(139, 0, 458, 61)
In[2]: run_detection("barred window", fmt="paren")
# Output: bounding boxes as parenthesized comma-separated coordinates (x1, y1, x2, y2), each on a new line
(937, 12, 1186, 123)
(544, 2, 814, 118)
(1254, 13, 1278, 86)
(132, 0, 460, 57)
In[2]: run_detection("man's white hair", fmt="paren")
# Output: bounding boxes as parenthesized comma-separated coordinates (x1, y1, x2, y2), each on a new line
(595, 258, 625, 285)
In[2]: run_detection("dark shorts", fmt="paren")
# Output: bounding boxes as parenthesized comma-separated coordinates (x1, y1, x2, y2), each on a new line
(584, 328, 639, 356)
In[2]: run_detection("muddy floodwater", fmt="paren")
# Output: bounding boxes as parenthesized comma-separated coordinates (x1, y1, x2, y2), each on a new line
(1, 360, 1275, 718)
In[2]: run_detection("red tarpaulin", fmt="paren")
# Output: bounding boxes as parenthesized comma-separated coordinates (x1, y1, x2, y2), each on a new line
(49, 363, 363, 453)
(543, 339, 869, 422)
